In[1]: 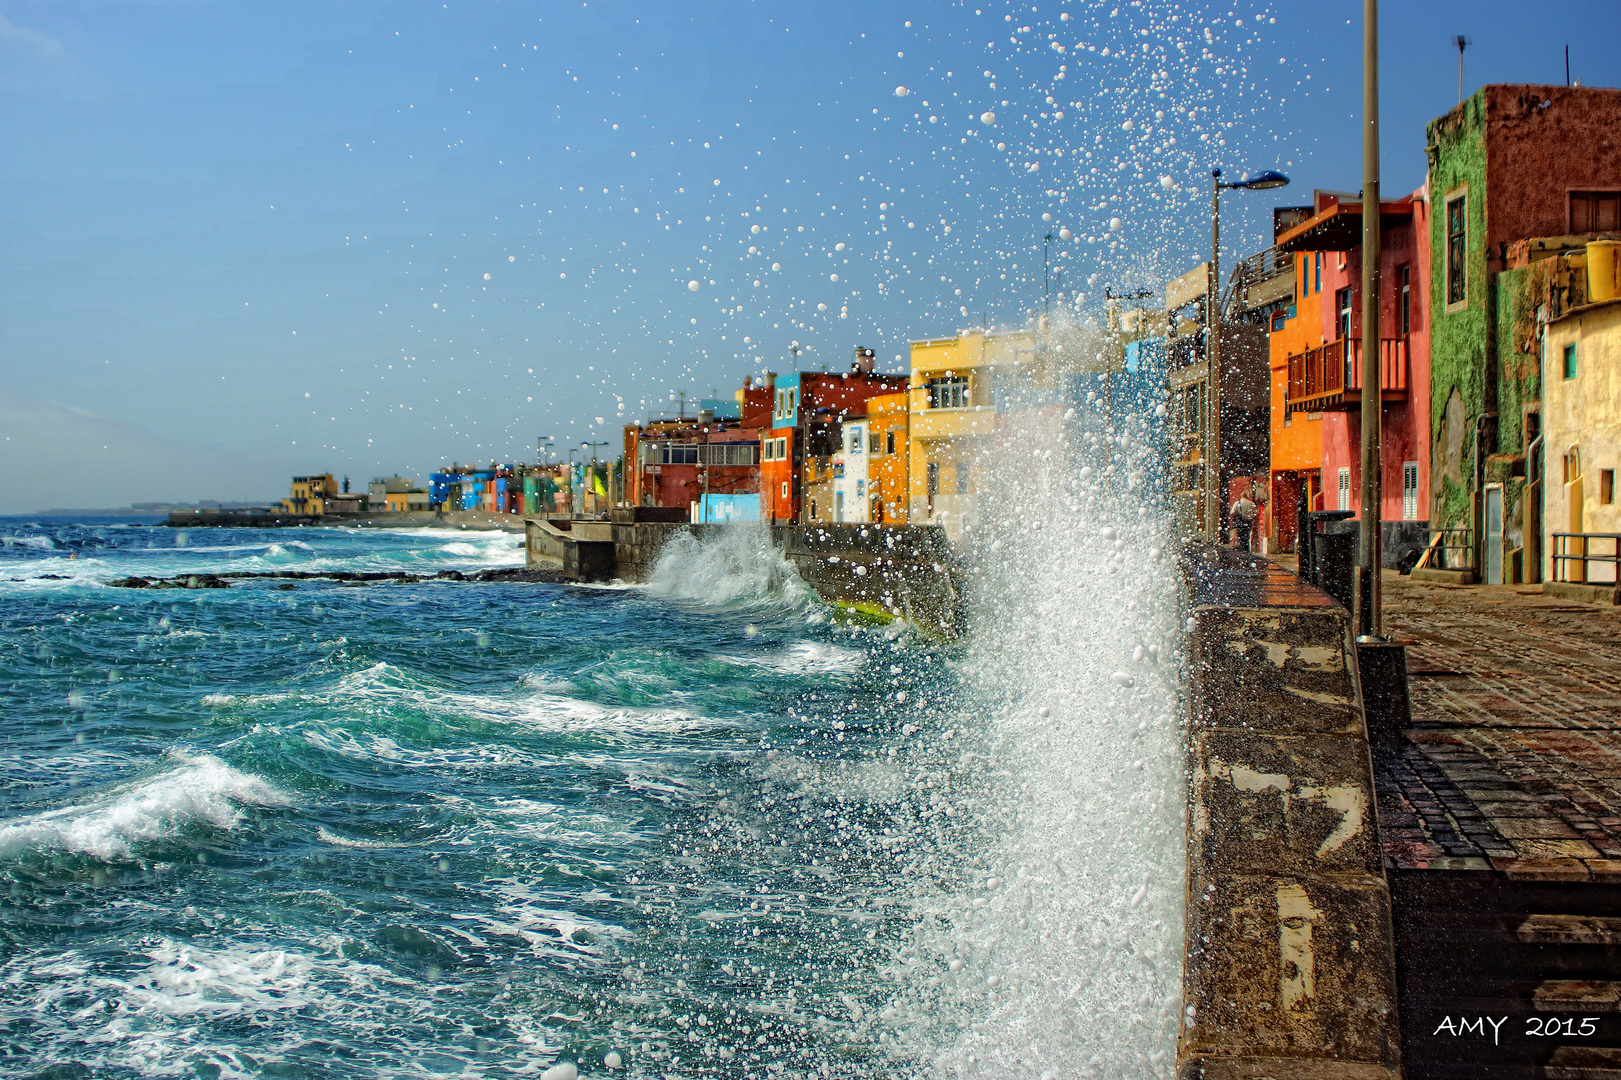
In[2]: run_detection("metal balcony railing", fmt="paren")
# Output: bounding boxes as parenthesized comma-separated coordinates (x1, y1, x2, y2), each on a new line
(1225, 245, 1294, 316)
(1285, 335, 1410, 412)
(1551, 532, 1621, 585)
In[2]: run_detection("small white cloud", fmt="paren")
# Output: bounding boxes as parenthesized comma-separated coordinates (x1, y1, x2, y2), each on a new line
(0, 14, 63, 58)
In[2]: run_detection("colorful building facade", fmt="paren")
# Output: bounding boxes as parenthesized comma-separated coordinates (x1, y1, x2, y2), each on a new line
(1426, 84, 1621, 580)
(865, 391, 910, 524)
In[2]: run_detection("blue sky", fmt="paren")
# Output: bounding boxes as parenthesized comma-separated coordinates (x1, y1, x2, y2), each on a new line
(0, 0, 1615, 511)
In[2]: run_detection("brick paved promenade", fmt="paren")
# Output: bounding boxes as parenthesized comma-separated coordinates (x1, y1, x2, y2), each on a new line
(1374, 574, 1621, 882)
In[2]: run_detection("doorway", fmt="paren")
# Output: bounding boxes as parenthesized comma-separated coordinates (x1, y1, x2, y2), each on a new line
(1484, 484, 1504, 585)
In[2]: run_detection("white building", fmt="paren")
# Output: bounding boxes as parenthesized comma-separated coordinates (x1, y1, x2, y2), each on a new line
(832, 419, 870, 523)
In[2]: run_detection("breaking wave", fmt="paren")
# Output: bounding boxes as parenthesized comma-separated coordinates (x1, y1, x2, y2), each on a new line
(0, 751, 294, 862)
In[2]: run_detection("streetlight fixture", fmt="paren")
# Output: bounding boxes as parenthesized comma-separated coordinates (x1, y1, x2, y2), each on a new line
(1206, 167, 1291, 544)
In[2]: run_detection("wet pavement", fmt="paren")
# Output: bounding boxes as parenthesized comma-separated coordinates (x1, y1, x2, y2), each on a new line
(1374, 574, 1621, 883)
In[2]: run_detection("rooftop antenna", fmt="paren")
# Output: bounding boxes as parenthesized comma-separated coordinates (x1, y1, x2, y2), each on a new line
(1565, 44, 1570, 87)
(1454, 35, 1470, 105)
(789, 343, 801, 370)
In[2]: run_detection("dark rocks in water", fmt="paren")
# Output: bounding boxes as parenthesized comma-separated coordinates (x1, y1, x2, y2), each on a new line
(276, 583, 298, 590)
(106, 574, 227, 590)
(471, 567, 566, 584)
(103, 567, 556, 588)
(37, 574, 70, 580)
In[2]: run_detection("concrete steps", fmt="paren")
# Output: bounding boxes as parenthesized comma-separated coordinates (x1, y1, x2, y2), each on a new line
(1392, 870, 1621, 1079)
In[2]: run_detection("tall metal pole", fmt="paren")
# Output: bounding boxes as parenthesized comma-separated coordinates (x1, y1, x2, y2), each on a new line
(1205, 170, 1223, 543)
(1360, 0, 1384, 637)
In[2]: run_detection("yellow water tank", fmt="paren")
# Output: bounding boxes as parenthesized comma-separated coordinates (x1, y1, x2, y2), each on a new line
(1588, 240, 1621, 303)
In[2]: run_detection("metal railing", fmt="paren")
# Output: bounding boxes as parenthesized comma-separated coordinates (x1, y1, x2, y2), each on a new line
(1550, 532, 1621, 584)
(1224, 245, 1293, 315)
(1414, 527, 1475, 572)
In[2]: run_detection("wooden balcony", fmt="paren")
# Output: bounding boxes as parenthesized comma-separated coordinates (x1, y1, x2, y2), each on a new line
(1285, 336, 1410, 413)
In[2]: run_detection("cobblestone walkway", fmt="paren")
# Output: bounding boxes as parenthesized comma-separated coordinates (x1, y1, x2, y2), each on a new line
(1375, 575, 1621, 881)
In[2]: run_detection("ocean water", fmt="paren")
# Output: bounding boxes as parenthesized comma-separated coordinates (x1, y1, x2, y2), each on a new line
(0, 510, 1185, 1079)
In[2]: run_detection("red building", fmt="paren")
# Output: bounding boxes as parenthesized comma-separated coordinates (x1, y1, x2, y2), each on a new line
(624, 381, 772, 513)
(758, 364, 908, 524)
(1275, 187, 1433, 566)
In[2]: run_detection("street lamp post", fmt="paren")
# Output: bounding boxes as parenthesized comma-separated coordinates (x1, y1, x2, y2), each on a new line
(1360, 0, 1384, 639)
(1206, 168, 1291, 544)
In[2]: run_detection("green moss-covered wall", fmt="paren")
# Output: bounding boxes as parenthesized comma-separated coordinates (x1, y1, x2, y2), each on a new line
(1426, 92, 1491, 529)
(1494, 264, 1547, 455)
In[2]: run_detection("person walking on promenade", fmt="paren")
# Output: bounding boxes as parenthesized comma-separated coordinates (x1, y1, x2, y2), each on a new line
(1230, 486, 1259, 552)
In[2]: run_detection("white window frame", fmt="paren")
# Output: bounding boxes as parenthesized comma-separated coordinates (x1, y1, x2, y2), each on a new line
(1338, 467, 1351, 512)
(1403, 461, 1419, 520)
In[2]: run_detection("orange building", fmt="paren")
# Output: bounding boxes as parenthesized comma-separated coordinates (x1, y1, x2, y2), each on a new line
(1269, 245, 1331, 551)
(865, 392, 909, 524)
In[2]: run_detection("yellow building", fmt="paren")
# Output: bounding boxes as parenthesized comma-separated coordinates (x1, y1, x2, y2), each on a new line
(383, 491, 430, 512)
(907, 329, 1036, 537)
(282, 474, 338, 515)
(866, 391, 910, 524)
(1543, 295, 1621, 585)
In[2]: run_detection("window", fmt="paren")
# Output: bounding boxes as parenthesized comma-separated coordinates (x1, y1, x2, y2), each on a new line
(811, 499, 818, 519)
(1403, 461, 1419, 520)
(886, 430, 896, 454)
(1338, 467, 1351, 511)
(777, 437, 787, 460)
(781, 481, 790, 499)
(1313, 252, 1322, 295)
(1564, 343, 1578, 380)
(928, 375, 970, 409)
(848, 428, 862, 454)
(1571, 191, 1621, 233)
(1398, 264, 1411, 336)
(869, 433, 883, 454)
(1446, 195, 1467, 305)
(926, 462, 939, 498)
(1336, 287, 1353, 340)
(955, 462, 970, 495)
(1270, 309, 1286, 332)
(1602, 469, 1616, 506)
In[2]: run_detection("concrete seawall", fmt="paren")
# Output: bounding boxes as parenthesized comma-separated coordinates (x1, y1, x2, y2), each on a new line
(527, 519, 969, 638)
(1178, 548, 1401, 1080)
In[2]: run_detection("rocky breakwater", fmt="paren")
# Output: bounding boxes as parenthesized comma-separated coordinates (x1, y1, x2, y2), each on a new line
(1179, 547, 1401, 1080)
(106, 567, 564, 589)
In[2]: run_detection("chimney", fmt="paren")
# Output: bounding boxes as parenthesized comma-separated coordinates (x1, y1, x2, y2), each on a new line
(763, 370, 777, 393)
(852, 347, 875, 374)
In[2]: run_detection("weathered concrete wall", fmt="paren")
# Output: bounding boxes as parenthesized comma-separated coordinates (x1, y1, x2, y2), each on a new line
(536, 520, 968, 636)
(1179, 549, 1400, 1080)
(779, 524, 966, 637)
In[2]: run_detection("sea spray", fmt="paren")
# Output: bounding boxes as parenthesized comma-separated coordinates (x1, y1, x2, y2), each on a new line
(888, 316, 1186, 1078)
(645, 521, 813, 610)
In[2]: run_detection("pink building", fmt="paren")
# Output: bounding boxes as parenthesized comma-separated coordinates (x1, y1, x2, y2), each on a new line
(1275, 187, 1434, 567)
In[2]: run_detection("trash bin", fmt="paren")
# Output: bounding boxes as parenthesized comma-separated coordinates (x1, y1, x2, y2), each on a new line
(1313, 528, 1356, 610)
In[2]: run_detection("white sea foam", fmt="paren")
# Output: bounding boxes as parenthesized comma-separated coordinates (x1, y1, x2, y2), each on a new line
(0, 751, 294, 861)
(1, 533, 55, 550)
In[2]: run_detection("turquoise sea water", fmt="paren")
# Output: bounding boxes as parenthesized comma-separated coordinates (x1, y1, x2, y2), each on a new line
(0, 518, 962, 1079)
